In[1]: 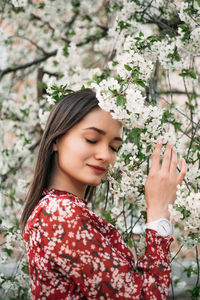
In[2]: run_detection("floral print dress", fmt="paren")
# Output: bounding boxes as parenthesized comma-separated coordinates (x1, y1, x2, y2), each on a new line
(24, 188, 173, 300)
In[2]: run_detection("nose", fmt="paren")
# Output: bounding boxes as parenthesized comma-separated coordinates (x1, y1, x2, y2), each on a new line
(94, 144, 114, 164)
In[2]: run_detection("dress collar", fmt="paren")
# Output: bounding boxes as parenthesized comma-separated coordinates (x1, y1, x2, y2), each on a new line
(43, 188, 86, 204)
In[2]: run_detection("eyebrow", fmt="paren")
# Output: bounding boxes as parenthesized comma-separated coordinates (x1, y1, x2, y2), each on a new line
(84, 127, 122, 142)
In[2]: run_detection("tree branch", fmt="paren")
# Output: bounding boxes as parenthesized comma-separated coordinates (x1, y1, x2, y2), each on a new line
(160, 90, 200, 97)
(8, 34, 48, 55)
(0, 50, 57, 80)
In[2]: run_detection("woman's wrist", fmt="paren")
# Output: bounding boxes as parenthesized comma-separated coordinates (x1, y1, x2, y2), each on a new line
(147, 208, 170, 223)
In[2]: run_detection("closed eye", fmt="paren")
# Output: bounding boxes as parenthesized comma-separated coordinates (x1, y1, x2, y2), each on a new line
(111, 145, 121, 153)
(86, 139, 97, 144)
(110, 146, 118, 152)
(86, 139, 121, 153)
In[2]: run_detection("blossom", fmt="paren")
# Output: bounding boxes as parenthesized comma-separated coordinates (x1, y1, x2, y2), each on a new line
(12, 0, 27, 7)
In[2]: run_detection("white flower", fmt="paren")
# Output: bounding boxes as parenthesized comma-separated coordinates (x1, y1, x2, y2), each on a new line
(46, 95, 56, 106)
(12, 0, 27, 7)
(39, 109, 50, 130)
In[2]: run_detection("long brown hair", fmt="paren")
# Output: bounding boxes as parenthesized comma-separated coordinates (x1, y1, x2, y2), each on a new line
(21, 88, 99, 231)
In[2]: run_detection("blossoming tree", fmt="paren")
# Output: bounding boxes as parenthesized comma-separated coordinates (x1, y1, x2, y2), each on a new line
(0, 0, 199, 298)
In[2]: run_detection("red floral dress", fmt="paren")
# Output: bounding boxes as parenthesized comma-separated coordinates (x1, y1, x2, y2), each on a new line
(24, 188, 173, 300)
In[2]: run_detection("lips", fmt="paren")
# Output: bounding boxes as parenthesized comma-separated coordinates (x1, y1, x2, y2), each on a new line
(87, 164, 106, 174)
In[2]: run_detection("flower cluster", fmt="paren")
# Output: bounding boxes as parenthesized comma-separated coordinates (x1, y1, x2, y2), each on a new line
(11, 0, 27, 7)
(169, 184, 200, 234)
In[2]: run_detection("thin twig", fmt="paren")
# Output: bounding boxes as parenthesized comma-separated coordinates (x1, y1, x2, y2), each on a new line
(7, 35, 48, 55)
(186, 120, 200, 161)
(103, 181, 109, 210)
(170, 278, 175, 300)
(171, 244, 184, 262)
(195, 246, 199, 287)
(158, 95, 199, 128)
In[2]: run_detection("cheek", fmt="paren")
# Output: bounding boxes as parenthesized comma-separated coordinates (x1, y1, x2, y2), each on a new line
(110, 153, 117, 166)
(61, 138, 91, 162)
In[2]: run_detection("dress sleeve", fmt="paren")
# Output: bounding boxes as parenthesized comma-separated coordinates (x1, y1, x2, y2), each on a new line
(40, 200, 173, 299)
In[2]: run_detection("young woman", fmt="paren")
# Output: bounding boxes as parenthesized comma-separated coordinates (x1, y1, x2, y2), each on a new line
(21, 88, 187, 300)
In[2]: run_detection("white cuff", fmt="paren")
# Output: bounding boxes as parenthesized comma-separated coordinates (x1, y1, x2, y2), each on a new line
(145, 218, 174, 237)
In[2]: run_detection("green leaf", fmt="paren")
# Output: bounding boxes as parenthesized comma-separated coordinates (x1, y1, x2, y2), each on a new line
(188, 70, 197, 79)
(62, 45, 69, 57)
(128, 128, 141, 144)
(126, 239, 133, 249)
(175, 55, 181, 62)
(38, 2, 45, 9)
(3, 248, 13, 256)
(137, 80, 146, 88)
(116, 95, 125, 106)
(22, 264, 29, 275)
(179, 69, 196, 79)
(187, 285, 200, 298)
(37, 80, 46, 91)
(140, 210, 147, 222)
(118, 20, 131, 31)
(178, 24, 189, 32)
(101, 210, 116, 226)
(176, 205, 191, 219)
(124, 64, 132, 71)
(186, 102, 195, 111)
(173, 121, 182, 132)
(146, 144, 151, 153)
(71, 0, 80, 7)
(112, 61, 118, 66)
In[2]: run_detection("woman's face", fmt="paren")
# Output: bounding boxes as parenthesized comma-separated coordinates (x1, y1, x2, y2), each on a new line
(51, 107, 123, 198)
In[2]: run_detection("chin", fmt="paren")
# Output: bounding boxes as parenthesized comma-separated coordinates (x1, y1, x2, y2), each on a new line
(86, 179, 102, 186)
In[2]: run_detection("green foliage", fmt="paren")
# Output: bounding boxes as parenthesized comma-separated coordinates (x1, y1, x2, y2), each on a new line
(167, 45, 181, 62)
(178, 24, 191, 41)
(62, 45, 69, 57)
(187, 286, 200, 300)
(2, 247, 13, 257)
(179, 69, 197, 79)
(50, 84, 74, 102)
(175, 205, 191, 219)
(101, 210, 116, 226)
(137, 80, 146, 88)
(116, 95, 125, 106)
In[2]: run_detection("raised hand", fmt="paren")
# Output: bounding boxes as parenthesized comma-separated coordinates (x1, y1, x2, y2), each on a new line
(145, 141, 187, 222)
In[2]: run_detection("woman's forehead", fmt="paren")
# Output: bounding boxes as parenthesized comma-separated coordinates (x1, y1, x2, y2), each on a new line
(79, 108, 123, 135)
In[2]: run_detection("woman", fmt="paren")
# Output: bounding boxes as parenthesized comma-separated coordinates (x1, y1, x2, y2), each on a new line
(21, 88, 187, 299)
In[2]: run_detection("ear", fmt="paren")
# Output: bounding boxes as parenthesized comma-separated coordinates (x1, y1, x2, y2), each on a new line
(53, 140, 58, 151)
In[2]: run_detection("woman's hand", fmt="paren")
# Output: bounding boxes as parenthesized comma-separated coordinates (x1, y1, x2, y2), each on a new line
(145, 141, 187, 222)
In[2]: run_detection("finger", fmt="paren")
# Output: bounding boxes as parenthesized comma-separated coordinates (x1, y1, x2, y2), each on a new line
(150, 141, 162, 171)
(177, 158, 187, 184)
(170, 146, 177, 175)
(161, 142, 173, 171)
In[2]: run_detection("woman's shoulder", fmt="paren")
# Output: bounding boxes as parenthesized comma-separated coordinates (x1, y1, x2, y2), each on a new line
(24, 188, 116, 237)
(24, 188, 87, 232)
